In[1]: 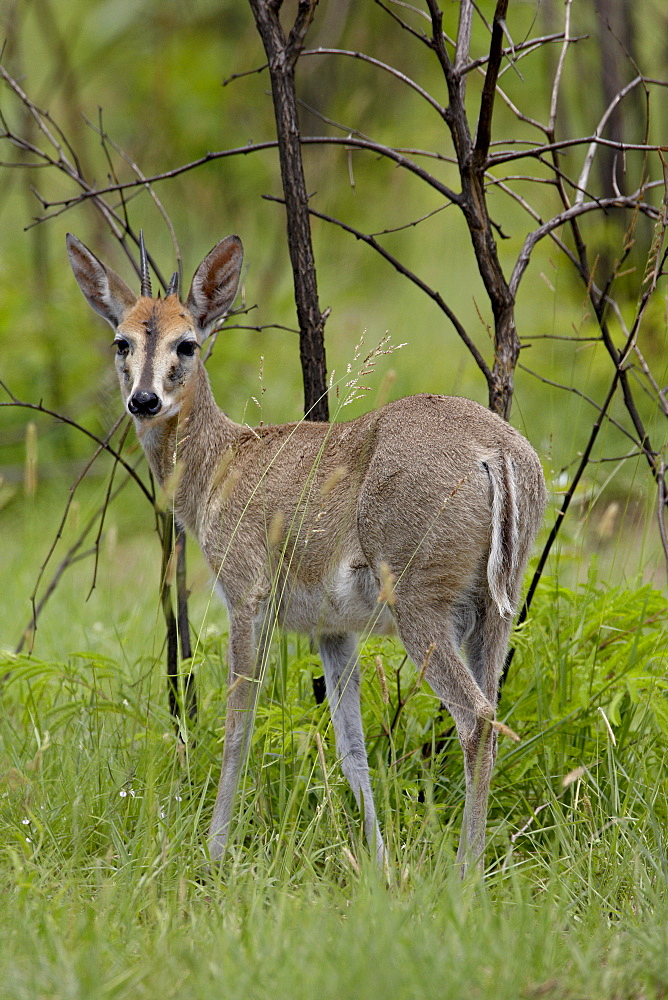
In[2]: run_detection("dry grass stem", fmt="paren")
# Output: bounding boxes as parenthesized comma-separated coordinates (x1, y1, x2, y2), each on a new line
(377, 562, 397, 607)
(156, 462, 184, 512)
(597, 707, 617, 747)
(375, 655, 390, 704)
(24, 421, 38, 497)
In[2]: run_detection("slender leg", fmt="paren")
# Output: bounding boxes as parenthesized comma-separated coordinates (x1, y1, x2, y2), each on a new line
(395, 604, 495, 874)
(319, 633, 386, 866)
(209, 609, 264, 862)
(465, 589, 514, 706)
(464, 589, 515, 783)
(455, 715, 495, 870)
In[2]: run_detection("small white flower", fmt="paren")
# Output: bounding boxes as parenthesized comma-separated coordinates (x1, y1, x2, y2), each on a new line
(22, 818, 30, 826)
(119, 789, 127, 798)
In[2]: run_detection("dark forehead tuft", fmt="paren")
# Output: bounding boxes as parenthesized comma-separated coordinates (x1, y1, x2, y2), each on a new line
(143, 305, 161, 337)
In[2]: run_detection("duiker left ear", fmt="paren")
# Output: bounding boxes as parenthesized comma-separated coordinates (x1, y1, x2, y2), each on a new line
(66, 234, 136, 329)
(186, 236, 243, 338)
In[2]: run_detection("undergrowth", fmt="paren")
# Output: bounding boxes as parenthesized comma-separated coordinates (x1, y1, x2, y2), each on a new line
(0, 565, 666, 997)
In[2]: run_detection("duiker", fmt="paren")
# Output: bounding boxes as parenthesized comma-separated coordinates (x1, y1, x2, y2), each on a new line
(67, 232, 546, 871)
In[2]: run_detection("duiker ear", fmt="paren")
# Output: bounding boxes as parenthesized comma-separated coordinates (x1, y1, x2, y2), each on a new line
(66, 234, 136, 329)
(186, 236, 243, 337)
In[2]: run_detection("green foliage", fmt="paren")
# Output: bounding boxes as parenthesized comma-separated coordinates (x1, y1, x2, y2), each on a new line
(1, 564, 667, 996)
(496, 572, 668, 883)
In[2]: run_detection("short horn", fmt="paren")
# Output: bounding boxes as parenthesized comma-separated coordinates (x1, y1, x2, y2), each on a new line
(166, 270, 179, 298)
(139, 230, 152, 298)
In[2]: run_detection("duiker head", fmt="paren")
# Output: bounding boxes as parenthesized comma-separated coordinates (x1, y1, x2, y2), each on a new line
(67, 233, 243, 426)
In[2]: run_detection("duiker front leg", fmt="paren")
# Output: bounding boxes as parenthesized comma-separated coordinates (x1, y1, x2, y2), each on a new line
(209, 609, 264, 862)
(319, 633, 386, 866)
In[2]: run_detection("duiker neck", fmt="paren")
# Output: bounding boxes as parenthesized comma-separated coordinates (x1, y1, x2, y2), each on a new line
(137, 362, 241, 535)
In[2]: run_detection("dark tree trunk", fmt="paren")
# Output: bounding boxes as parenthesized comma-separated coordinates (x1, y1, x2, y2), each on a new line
(249, 0, 329, 422)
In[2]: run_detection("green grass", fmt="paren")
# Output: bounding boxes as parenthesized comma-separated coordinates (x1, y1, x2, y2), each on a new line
(1, 0, 667, 991)
(1, 482, 667, 998)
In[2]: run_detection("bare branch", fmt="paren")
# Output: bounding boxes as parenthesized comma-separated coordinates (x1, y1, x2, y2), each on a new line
(504, 360, 623, 682)
(425, 0, 454, 81)
(474, 0, 509, 161)
(657, 460, 668, 578)
(302, 48, 446, 118)
(488, 132, 668, 169)
(16, 547, 95, 655)
(285, 0, 319, 65)
(15, 462, 145, 654)
(0, 65, 127, 243)
(518, 364, 638, 447)
(13, 135, 462, 211)
(485, 174, 582, 273)
(222, 63, 268, 87)
(465, 32, 578, 75)
(373, 0, 433, 47)
(368, 201, 453, 237)
(85, 114, 181, 287)
(454, 0, 474, 75)
(86, 419, 134, 600)
(265, 195, 492, 384)
(509, 196, 660, 298)
(575, 76, 644, 206)
(0, 387, 153, 503)
(549, 0, 573, 134)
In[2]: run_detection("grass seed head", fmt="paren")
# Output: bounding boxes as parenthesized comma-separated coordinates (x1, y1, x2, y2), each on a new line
(377, 562, 397, 607)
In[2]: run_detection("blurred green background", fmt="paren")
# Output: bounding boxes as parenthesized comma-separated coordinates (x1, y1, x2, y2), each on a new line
(1, 0, 666, 656)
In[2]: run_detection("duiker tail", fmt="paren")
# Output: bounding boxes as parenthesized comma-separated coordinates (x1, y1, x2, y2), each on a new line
(484, 454, 520, 619)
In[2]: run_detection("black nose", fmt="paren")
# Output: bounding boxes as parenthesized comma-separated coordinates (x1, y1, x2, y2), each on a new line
(128, 391, 162, 416)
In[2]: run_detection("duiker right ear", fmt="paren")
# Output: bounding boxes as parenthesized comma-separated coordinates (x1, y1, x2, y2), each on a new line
(66, 234, 136, 329)
(186, 235, 243, 338)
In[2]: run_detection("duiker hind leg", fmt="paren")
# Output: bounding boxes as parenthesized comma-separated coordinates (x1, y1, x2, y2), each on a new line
(464, 588, 516, 761)
(319, 633, 386, 865)
(395, 602, 496, 872)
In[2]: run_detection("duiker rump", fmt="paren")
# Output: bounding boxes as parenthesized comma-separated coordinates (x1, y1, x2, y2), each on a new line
(67, 232, 546, 871)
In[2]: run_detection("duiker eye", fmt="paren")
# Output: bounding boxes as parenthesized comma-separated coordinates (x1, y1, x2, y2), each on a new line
(114, 339, 130, 356)
(177, 341, 198, 358)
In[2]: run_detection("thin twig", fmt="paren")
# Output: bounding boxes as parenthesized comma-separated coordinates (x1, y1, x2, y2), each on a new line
(302, 48, 447, 118)
(518, 363, 637, 446)
(14, 465, 145, 654)
(657, 460, 668, 579)
(264, 195, 492, 384)
(14, 135, 463, 212)
(488, 132, 668, 168)
(574, 77, 644, 207)
(86, 419, 134, 600)
(0, 387, 152, 502)
(509, 196, 660, 298)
